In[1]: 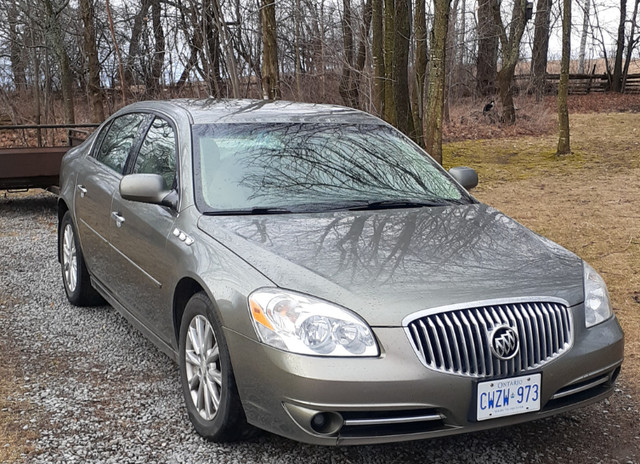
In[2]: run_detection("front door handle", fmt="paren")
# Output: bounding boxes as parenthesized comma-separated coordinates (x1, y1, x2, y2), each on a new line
(111, 212, 125, 228)
(77, 185, 88, 197)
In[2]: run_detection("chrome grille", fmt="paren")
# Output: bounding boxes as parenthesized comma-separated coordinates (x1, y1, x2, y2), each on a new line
(406, 302, 572, 378)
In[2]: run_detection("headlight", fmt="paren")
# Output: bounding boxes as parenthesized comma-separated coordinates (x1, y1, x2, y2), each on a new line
(248, 289, 379, 357)
(583, 262, 612, 327)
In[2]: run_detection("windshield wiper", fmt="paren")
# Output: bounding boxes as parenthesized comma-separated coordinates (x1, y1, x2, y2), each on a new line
(204, 206, 293, 216)
(347, 198, 463, 211)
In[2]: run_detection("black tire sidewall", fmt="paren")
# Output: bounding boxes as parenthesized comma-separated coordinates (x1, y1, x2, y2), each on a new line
(59, 212, 83, 304)
(178, 292, 247, 441)
(59, 211, 103, 306)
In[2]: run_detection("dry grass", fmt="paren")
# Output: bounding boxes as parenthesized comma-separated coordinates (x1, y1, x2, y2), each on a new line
(445, 111, 640, 394)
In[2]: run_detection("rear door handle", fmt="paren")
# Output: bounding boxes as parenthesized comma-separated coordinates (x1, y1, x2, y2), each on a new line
(77, 185, 87, 197)
(111, 212, 125, 228)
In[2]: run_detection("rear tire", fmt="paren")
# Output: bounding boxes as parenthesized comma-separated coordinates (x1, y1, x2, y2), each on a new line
(178, 292, 253, 442)
(59, 211, 104, 306)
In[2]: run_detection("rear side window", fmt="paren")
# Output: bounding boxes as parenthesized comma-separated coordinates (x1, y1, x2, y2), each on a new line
(132, 117, 177, 189)
(95, 113, 147, 174)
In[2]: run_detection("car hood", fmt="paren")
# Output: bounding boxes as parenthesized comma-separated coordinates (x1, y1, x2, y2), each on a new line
(198, 204, 584, 326)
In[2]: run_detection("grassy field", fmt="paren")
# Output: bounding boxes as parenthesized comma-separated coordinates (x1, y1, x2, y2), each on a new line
(444, 111, 640, 395)
(1, 108, 639, 461)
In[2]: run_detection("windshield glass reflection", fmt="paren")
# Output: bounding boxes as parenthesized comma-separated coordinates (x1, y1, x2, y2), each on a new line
(192, 123, 470, 213)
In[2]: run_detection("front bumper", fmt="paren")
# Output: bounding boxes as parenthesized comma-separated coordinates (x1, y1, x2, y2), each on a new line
(225, 313, 624, 445)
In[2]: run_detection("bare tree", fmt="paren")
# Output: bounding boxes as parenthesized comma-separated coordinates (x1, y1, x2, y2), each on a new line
(612, 0, 627, 92)
(622, 0, 640, 90)
(411, 0, 428, 146)
(494, 0, 528, 123)
(261, 0, 280, 99)
(7, 2, 27, 91)
(42, 0, 75, 124)
(578, 0, 590, 74)
(79, 0, 104, 122)
(476, 0, 498, 96)
(531, 0, 553, 99)
(392, 0, 412, 134)
(372, 0, 385, 113)
(383, 0, 395, 124)
(557, 0, 570, 154)
(425, 0, 451, 164)
(149, 0, 165, 93)
(339, 0, 356, 106)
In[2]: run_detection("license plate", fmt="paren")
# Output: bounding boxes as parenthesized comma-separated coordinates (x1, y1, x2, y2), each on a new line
(476, 374, 541, 421)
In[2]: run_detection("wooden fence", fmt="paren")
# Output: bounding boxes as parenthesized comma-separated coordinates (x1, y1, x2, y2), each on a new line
(514, 73, 640, 95)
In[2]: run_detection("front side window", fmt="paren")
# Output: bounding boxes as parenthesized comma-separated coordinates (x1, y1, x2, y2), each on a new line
(95, 113, 147, 174)
(192, 123, 471, 213)
(133, 117, 177, 189)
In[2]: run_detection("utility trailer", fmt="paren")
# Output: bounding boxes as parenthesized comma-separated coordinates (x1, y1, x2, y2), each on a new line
(0, 124, 98, 194)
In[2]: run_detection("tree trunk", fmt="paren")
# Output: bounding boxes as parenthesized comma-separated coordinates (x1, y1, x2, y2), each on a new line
(476, 0, 498, 96)
(557, 0, 571, 154)
(383, 0, 396, 124)
(124, 0, 152, 88)
(411, 0, 428, 146)
(339, 0, 356, 106)
(622, 0, 640, 90)
(295, 0, 303, 99)
(43, 0, 75, 124)
(531, 0, 552, 99)
(150, 0, 165, 93)
(212, 0, 240, 98)
(79, 0, 105, 122)
(261, 0, 281, 99)
(372, 0, 385, 114)
(8, 2, 27, 92)
(458, 0, 466, 67)
(493, 0, 527, 123)
(393, 0, 412, 134)
(353, 0, 373, 109)
(425, 0, 450, 165)
(105, 0, 126, 105)
(203, 0, 223, 96)
(578, 0, 590, 74)
(612, 0, 627, 92)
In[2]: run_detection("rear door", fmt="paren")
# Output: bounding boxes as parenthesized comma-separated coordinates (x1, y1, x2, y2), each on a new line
(74, 113, 149, 287)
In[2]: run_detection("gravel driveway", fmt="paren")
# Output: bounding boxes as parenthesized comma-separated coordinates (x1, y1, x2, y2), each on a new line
(1, 192, 638, 464)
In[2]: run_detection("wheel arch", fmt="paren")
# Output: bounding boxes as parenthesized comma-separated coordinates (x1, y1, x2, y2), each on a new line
(172, 277, 205, 344)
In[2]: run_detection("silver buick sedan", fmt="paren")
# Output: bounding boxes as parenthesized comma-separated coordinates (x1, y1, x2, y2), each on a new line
(58, 99, 624, 445)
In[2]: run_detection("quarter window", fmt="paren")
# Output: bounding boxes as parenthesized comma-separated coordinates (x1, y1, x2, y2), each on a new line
(133, 118, 177, 190)
(95, 113, 147, 174)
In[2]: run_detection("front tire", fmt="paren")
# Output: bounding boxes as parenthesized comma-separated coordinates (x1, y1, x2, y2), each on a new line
(178, 292, 253, 442)
(59, 211, 104, 306)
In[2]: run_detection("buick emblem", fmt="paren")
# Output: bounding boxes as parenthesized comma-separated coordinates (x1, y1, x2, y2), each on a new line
(490, 325, 519, 360)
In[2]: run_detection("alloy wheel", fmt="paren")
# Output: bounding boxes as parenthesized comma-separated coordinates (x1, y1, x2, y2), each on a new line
(184, 315, 223, 420)
(62, 223, 78, 293)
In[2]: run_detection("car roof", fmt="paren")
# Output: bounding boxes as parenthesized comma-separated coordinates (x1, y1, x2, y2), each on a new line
(124, 99, 384, 125)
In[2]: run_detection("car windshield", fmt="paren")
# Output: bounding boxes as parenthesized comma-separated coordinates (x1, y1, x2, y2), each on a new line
(192, 123, 472, 214)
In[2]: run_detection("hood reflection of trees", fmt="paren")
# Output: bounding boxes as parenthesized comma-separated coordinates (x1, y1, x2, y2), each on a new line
(233, 204, 577, 288)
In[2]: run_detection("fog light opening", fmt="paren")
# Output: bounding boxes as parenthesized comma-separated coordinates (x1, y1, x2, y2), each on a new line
(310, 412, 343, 435)
(610, 366, 621, 384)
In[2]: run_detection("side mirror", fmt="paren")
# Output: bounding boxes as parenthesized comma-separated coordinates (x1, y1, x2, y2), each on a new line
(120, 173, 178, 209)
(449, 166, 479, 190)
